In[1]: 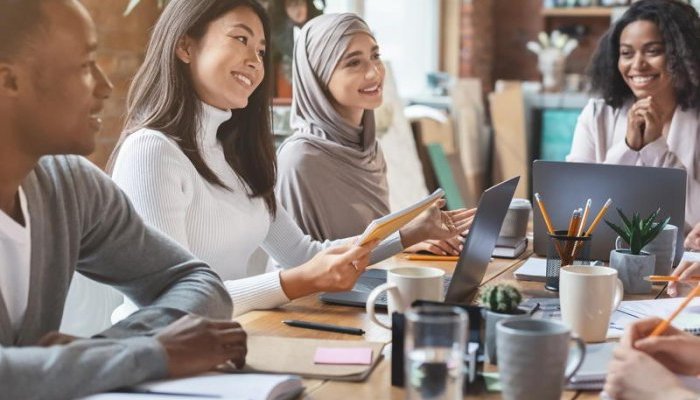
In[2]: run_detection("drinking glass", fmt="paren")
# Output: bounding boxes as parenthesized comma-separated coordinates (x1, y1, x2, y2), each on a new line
(405, 306, 468, 400)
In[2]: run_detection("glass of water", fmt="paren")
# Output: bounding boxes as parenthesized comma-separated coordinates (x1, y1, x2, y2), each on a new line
(405, 305, 468, 400)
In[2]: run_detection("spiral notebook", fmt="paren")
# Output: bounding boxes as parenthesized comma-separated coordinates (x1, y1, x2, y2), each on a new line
(615, 298, 700, 334)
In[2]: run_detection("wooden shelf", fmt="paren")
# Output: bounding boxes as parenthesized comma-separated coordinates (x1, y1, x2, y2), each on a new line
(541, 7, 613, 17)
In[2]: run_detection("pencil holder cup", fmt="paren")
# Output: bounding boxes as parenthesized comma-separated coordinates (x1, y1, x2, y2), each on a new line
(545, 231, 592, 292)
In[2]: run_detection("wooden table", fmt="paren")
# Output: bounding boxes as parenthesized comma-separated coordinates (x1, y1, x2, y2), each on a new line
(236, 253, 666, 399)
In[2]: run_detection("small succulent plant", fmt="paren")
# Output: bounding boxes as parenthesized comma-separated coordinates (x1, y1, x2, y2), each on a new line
(479, 282, 523, 314)
(605, 208, 670, 255)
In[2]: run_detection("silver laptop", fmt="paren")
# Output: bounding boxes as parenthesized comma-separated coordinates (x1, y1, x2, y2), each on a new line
(532, 161, 686, 264)
(320, 176, 519, 308)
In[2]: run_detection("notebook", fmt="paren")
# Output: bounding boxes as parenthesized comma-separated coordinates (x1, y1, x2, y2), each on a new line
(357, 188, 444, 245)
(81, 373, 303, 400)
(232, 336, 386, 381)
(615, 298, 700, 334)
(566, 342, 617, 390)
(513, 257, 547, 281)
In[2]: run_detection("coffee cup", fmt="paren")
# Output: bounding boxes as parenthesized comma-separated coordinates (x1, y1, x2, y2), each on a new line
(498, 198, 531, 239)
(559, 265, 623, 342)
(497, 318, 585, 400)
(366, 266, 445, 329)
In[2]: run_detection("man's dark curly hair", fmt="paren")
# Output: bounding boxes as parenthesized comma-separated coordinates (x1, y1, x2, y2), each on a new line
(588, 0, 700, 110)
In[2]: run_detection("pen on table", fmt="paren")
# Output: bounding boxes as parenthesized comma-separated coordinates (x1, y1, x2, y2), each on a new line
(644, 275, 700, 282)
(283, 319, 365, 336)
(405, 254, 459, 262)
(649, 283, 700, 337)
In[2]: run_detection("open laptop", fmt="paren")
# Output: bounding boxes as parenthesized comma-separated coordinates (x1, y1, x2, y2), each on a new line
(532, 161, 686, 264)
(320, 176, 519, 308)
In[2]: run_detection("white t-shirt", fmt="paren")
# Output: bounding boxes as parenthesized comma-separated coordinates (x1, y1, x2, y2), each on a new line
(0, 187, 31, 333)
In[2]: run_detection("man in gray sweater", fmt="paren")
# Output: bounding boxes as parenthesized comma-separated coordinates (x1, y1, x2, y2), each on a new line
(0, 1, 246, 399)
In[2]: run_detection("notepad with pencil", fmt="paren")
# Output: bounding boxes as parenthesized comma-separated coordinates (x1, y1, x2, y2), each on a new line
(357, 188, 445, 246)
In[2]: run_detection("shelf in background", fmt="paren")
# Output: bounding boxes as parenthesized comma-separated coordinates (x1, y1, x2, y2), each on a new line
(541, 6, 613, 17)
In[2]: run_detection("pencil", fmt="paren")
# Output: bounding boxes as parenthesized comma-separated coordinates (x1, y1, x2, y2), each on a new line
(584, 198, 612, 237)
(644, 275, 700, 282)
(649, 283, 700, 337)
(534, 193, 556, 234)
(405, 254, 459, 262)
(577, 199, 591, 237)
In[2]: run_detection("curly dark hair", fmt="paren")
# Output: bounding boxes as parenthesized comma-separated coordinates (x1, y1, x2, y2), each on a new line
(588, 0, 700, 110)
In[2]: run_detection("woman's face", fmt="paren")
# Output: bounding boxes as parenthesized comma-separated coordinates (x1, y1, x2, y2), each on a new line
(176, 6, 266, 110)
(327, 33, 385, 125)
(618, 20, 674, 100)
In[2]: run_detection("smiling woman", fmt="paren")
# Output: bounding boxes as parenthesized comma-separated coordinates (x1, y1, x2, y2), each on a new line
(567, 0, 700, 233)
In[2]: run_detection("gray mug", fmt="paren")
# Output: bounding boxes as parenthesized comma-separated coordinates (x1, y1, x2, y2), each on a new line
(496, 318, 585, 400)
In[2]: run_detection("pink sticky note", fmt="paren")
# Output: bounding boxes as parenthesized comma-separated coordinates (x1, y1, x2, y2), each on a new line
(313, 347, 373, 365)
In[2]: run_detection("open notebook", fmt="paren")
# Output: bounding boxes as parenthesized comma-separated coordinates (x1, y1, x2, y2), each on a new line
(357, 188, 444, 245)
(613, 297, 700, 335)
(81, 373, 303, 400)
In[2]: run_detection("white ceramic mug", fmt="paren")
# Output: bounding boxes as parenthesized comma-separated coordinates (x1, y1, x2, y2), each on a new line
(366, 266, 445, 330)
(559, 266, 623, 342)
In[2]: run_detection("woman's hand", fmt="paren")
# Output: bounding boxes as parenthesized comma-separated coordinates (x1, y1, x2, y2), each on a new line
(667, 262, 700, 297)
(622, 317, 700, 376)
(404, 237, 464, 256)
(604, 345, 692, 400)
(279, 242, 377, 299)
(626, 96, 665, 150)
(685, 223, 700, 250)
(398, 202, 475, 249)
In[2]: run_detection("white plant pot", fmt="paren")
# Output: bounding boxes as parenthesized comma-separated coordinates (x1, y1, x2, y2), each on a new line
(609, 250, 655, 294)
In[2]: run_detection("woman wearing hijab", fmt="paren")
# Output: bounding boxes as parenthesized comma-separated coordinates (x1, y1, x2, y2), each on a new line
(108, 0, 469, 318)
(276, 13, 473, 256)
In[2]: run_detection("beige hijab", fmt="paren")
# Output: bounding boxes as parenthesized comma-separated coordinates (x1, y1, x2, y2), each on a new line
(276, 13, 389, 241)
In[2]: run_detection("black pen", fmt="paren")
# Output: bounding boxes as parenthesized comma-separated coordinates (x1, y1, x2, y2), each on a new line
(282, 319, 365, 335)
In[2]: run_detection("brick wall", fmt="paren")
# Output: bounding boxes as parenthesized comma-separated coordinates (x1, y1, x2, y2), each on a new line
(82, 0, 160, 169)
(459, 0, 494, 92)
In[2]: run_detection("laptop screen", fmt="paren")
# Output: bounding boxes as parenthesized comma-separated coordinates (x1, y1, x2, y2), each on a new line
(445, 176, 519, 304)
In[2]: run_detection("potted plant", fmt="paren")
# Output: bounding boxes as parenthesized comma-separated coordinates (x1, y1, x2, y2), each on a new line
(605, 208, 669, 294)
(480, 282, 525, 365)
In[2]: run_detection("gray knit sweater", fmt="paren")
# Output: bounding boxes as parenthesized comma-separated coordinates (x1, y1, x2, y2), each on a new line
(0, 155, 232, 400)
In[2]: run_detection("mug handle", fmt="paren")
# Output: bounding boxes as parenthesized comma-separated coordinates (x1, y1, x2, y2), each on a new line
(611, 278, 624, 310)
(564, 335, 586, 382)
(615, 236, 628, 251)
(366, 283, 402, 330)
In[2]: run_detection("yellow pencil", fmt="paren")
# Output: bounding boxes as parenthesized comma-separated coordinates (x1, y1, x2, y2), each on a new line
(584, 198, 612, 237)
(534, 193, 556, 234)
(577, 199, 591, 237)
(405, 254, 459, 262)
(644, 275, 700, 282)
(650, 283, 700, 337)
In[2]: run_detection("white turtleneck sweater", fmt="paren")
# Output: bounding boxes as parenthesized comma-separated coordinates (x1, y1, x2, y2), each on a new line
(111, 103, 402, 317)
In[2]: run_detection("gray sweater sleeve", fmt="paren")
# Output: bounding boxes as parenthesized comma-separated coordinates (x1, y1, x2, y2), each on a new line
(70, 157, 232, 337)
(0, 337, 167, 400)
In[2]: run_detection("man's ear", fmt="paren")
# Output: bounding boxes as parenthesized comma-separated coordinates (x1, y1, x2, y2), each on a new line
(0, 63, 20, 97)
(175, 35, 194, 64)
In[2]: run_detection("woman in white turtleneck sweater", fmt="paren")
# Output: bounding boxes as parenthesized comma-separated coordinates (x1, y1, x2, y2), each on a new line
(108, 0, 471, 318)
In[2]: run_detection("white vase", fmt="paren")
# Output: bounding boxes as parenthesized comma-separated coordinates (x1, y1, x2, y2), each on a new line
(609, 250, 655, 294)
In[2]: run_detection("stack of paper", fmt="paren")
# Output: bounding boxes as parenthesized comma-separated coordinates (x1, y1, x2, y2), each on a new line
(566, 342, 616, 390)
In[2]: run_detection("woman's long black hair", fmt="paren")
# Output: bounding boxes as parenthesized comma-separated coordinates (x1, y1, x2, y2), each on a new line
(588, 0, 700, 110)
